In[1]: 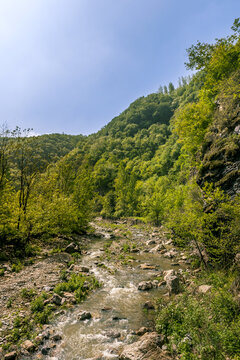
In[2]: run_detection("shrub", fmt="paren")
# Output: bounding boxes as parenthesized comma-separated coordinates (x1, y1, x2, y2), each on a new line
(20, 288, 36, 299)
(30, 292, 48, 312)
(156, 271, 240, 359)
(54, 273, 100, 303)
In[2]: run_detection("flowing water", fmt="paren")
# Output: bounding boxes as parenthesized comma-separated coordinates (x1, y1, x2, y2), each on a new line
(44, 232, 178, 360)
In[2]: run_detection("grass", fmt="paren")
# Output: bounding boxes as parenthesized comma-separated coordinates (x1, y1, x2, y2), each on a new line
(0, 268, 5, 276)
(30, 292, 49, 313)
(155, 270, 240, 360)
(20, 288, 36, 299)
(11, 261, 23, 273)
(54, 273, 100, 303)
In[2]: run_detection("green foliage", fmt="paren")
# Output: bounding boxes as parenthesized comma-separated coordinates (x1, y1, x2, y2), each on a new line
(11, 261, 23, 273)
(7, 297, 13, 308)
(0, 268, 5, 276)
(20, 288, 36, 299)
(0, 20, 239, 278)
(30, 292, 48, 312)
(156, 271, 240, 359)
(10, 315, 34, 343)
(54, 273, 100, 303)
(34, 306, 52, 325)
(173, 100, 212, 157)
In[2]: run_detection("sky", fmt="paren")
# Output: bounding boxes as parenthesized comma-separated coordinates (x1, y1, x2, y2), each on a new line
(0, 0, 239, 135)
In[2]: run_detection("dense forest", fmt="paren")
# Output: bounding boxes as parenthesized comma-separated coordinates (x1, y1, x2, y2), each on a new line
(1, 19, 240, 360)
(1, 20, 239, 265)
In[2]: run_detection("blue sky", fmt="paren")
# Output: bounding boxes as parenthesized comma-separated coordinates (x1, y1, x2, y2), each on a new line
(0, 0, 239, 135)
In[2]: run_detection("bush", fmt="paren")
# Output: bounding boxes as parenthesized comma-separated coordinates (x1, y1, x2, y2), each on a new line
(11, 262, 23, 273)
(54, 273, 100, 303)
(30, 292, 48, 312)
(21, 288, 36, 299)
(156, 271, 240, 359)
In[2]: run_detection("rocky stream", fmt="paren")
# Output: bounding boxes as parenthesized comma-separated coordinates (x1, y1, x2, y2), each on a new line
(0, 220, 190, 360)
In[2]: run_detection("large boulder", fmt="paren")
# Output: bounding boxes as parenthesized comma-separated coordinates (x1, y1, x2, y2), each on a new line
(120, 332, 170, 360)
(167, 276, 180, 294)
(196, 71, 240, 197)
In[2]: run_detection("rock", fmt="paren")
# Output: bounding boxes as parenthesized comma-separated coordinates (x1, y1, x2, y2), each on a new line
(198, 285, 212, 294)
(22, 340, 35, 352)
(146, 240, 156, 245)
(79, 266, 90, 273)
(234, 125, 240, 134)
(193, 268, 201, 273)
(105, 331, 121, 339)
(52, 334, 62, 342)
(112, 316, 127, 321)
(35, 355, 43, 359)
(131, 248, 140, 253)
(61, 297, 66, 305)
(166, 276, 180, 295)
(78, 311, 92, 321)
(140, 264, 157, 270)
(52, 294, 62, 306)
(43, 286, 53, 292)
(152, 280, 159, 288)
(20, 349, 29, 356)
(150, 244, 165, 253)
(63, 292, 76, 304)
(163, 250, 177, 258)
(4, 352, 17, 360)
(35, 335, 44, 344)
(234, 293, 240, 306)
(235, 253, 240, 267)
(136, 327, 150, 336)
(120, 332, 168, 360)
(65, 242, 80, 254)
(41, 330, 50, 340)
(163, 270, 175, 281)
(163, 251, 174, 259)
(44, 298, 52, 305)
(158, 281, 166, 287)
(137, 281, 153, 291)
(101, 307, 112, 312)
(41, 347, 51, 355)
(143, 301, 154, 310)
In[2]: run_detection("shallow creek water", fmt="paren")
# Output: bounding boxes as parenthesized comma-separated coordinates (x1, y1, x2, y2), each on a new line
(46, 235, 177, 360)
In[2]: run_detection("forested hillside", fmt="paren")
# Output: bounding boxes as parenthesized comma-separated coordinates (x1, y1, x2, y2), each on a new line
(0, 19, 240, 360)
(1, 20, 240, 265)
